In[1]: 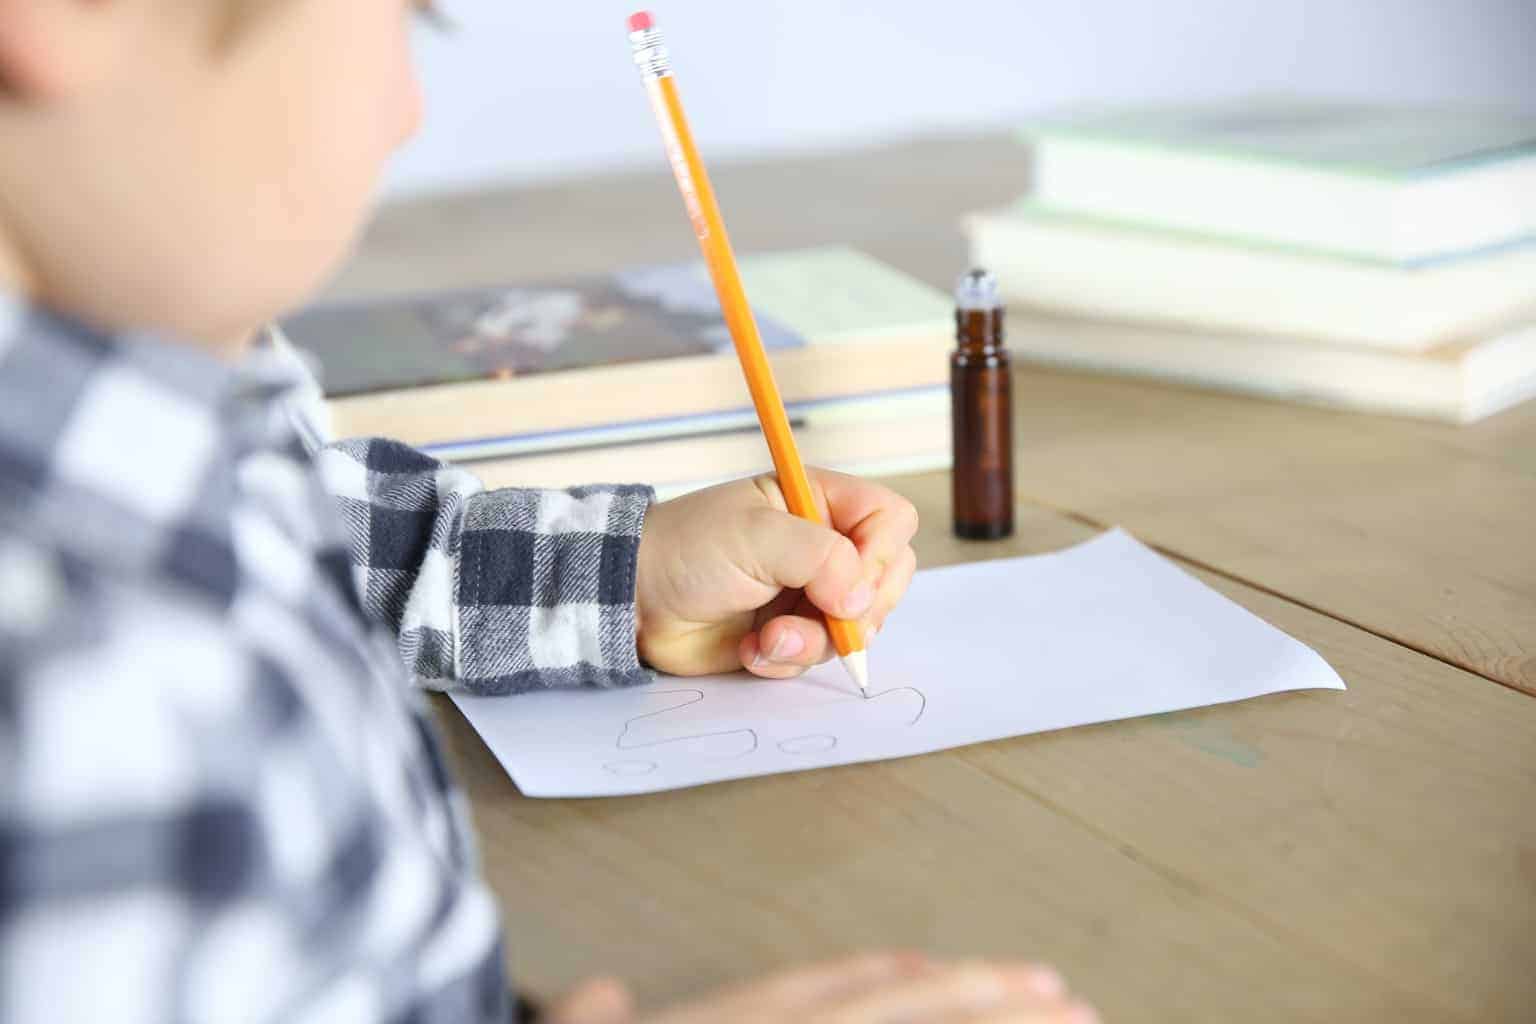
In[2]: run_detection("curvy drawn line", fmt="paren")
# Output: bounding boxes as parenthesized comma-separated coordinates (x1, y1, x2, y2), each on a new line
(603, 759, 658, 776)
(617, 727, 760, 755)
(778, 687, 927, 754)
(616, 689, 758, 758)
(611, 684, 926, 766)
(863, 685, 928, 725)
(622, 688, 706, 724)
(778, 734, 837, 754)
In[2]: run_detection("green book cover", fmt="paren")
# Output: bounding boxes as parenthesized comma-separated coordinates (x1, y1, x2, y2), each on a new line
(1024, 98, 1536, 177)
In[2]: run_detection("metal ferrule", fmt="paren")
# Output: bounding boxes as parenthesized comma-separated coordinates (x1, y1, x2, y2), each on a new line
(629, 28, 672, 78)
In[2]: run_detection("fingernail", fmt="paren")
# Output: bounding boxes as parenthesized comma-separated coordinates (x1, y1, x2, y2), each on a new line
(842, 582, 875, 617)
(766, 630, 805, 662)
(1069, 1003, 1100, 1024)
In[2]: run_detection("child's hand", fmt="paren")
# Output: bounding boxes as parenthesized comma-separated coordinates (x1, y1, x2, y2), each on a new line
(545, 953, 1097, 1024)
(635, 469, 919, 678)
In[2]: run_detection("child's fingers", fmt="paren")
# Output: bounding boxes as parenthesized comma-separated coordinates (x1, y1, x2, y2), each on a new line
(744, 471, 914, 621)
(808, 468, 920, 569)
(739, 508, 869, 620)
(942, 999, 1098, 1024)
(934, 965, 1091, 1023)
(823, 961, 1064, 1023)
(741, 615, 832, 678)
(867, 545, 917, 633)
(746, 950, 929, 1007)
(543, 976, 634, 1024)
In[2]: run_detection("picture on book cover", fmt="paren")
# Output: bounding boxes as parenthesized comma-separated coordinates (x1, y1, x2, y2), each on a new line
(284, 261, 803, 397)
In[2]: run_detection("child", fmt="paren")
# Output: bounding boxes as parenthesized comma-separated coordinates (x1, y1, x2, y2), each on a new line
(0, 2, 1096, 1022)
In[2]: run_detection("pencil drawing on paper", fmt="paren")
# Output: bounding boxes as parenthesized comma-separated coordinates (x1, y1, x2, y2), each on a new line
(778, 734, 837, 754)
(615, 688, 761, 755)
(603, 759, 659, 776)
(601, 684, 927, 775)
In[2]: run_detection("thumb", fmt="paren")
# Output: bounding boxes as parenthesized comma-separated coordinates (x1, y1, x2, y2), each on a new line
(543, 976, 634, 1024)
(740, 507, 871, 620)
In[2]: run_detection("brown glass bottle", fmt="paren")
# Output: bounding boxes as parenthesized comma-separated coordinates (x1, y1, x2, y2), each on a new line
(951, 269, 1013, 539)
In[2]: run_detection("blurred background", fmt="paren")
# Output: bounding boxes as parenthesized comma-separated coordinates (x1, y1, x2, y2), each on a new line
(316, 0, 1536, 462)
(386, 0, 1536, 199)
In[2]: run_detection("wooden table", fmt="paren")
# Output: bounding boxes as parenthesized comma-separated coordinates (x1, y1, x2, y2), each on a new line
(334, 136, 1536, 1022)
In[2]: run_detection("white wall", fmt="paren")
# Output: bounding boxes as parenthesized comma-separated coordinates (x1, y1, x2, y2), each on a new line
(384, 0, 1536, 198)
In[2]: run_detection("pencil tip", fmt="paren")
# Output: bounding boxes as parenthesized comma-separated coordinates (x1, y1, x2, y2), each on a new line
(841, 649, 870, 695)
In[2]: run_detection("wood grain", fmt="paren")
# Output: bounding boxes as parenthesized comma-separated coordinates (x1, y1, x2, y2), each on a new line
(433, 502, 1536, 1022)
(998, 367, 1536, 694)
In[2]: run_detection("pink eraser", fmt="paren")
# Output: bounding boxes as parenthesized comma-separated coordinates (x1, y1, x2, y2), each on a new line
(628, 11, 655, 32)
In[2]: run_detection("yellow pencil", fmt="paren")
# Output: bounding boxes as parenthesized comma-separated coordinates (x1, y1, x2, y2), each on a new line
(626, 10, 869, 693)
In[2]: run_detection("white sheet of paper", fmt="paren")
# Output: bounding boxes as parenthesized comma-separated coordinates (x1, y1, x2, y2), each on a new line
(451, 529, 1344, 797)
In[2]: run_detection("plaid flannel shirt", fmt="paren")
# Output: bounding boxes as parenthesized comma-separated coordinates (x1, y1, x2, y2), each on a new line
(0, 302, 652, 1023)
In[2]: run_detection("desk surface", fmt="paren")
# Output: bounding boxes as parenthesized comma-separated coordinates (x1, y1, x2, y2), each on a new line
(336, 135, 1536, 1022)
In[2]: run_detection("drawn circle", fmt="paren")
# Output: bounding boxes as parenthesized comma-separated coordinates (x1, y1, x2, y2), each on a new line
(603, 759, 658, 776)
(778, 734, 837, 755)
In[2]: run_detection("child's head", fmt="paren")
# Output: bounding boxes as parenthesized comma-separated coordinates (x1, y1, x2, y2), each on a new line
(0, 0, 425, 350)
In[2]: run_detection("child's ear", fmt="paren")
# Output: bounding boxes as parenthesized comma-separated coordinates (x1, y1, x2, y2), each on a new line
(0, 0, 143, 100)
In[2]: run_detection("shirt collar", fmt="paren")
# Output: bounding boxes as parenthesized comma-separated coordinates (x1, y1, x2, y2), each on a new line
(0, 294, 318, 441)
(0, 296, 314, 577)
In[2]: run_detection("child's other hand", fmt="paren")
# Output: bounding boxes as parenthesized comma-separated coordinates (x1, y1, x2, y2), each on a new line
(635, 469, 919, 678)
(546, 953, 1097, 1024)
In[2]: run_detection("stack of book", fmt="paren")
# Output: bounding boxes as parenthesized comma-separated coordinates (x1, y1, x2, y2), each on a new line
(965, 99, 1536, 422)
(283, 247, 954, 496)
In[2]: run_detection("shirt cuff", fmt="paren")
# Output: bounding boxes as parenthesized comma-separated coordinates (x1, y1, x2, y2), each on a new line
(452, 484, 654, 694)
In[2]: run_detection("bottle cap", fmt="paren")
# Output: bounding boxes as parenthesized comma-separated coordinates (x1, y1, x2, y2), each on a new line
(955, 268, 1000, 311)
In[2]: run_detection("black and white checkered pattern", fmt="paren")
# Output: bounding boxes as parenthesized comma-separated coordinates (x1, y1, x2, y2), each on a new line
(0, 303, 649, 1022)
(317, 439, 651, 694)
